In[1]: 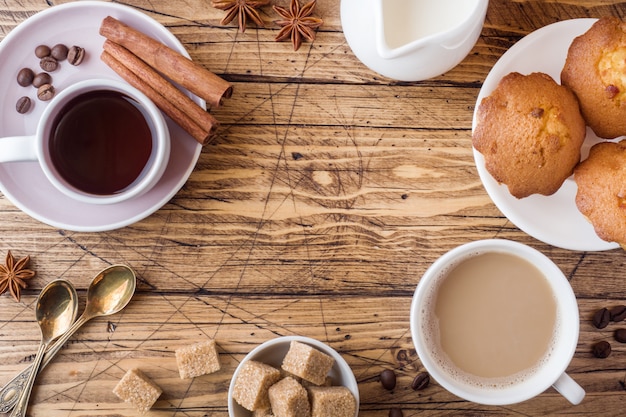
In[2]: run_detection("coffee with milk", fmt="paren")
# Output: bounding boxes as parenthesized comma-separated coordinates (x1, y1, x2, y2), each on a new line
(425, 252, 558, 386)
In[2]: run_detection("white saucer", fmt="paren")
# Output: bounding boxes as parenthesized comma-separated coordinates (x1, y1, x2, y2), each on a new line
(472, 18, 619, 251)
(0, 1, 202, 232)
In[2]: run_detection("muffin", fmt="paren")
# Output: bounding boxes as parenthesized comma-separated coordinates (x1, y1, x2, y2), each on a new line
(574, 140, 626, 247)
(561, 16, 626, 139)
(473, 72, 586, 199)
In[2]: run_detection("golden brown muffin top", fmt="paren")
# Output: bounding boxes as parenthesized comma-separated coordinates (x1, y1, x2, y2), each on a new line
(562, 16, 626, 138)
(473, 72, 586, 199)
(574, 140, 626, 246)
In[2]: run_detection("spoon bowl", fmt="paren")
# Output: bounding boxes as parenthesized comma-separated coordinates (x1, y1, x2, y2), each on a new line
(36, 280, 79, 341)
(83, 265, 136, 317)
(0, 265, 136, 413)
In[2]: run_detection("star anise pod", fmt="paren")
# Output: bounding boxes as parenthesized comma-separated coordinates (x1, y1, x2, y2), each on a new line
(212, 0, 270, 33)
(273, 0, 323, 51)
(0, 251, 36, 302)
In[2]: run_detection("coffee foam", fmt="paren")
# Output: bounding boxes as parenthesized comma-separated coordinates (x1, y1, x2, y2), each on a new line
(419, 250, 562, 390)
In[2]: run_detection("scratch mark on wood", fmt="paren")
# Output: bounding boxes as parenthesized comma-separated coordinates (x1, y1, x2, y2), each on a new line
(57, 230, 106, 261)
(569, 251, 587, 281)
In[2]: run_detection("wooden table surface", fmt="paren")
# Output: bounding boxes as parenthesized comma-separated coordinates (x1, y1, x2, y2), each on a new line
(1, 0, 625, 415)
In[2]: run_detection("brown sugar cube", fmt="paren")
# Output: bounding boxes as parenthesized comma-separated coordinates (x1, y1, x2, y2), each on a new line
(252, 407, 275, 417)
(308, 386, 357, 417)
(113, 368, 162, 413)
(175, 339, 221, 379)
(280, 368, 302, 382)
(301, 375, 332, 388)
(281, 341, 334, 385)
(233, 360, 282, 411)
(268, 376, 311, 417)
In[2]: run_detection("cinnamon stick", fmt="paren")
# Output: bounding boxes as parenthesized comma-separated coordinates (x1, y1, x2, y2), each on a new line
(99, 15, 232, 108)
(103, 39, 217, 142)
(101, 49, 214, 145)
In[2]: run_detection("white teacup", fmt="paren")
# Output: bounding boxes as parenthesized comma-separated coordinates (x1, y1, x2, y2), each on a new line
(0, 79, 170, 205)
(410, 239, 585, 405)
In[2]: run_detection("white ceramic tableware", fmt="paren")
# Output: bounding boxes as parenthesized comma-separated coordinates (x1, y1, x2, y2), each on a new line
(341, 0, 489, 81)
(410, 239, 585, 405)
(0, 79, 170, 205)
(471, 18, 618, 251)
(228, 336, 359, 417)
(0, 1, 203, 231)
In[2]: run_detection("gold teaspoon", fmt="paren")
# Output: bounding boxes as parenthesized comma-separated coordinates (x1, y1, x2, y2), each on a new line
(9, 279, 78, 417)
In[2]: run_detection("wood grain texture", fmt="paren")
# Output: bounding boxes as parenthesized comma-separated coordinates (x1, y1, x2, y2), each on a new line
(0, 0, 625, 416)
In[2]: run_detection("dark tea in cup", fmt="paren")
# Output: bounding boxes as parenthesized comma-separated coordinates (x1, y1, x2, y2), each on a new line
(49, 90, 154, 196)
(0, 79, 170, 205)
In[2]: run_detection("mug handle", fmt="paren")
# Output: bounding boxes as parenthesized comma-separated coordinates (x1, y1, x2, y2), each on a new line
(552, 372, 585, 405)
(0, 136, 38, 163)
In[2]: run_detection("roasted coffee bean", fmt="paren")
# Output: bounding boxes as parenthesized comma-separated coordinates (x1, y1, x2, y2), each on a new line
(37, 83, 55, 101)
(15, 96, 31, 114)
(16, 68, 35, 87)
(35, 44, 51, 58)
(380, 369, 397, 390)
(389, 408, 403, 417)
(592, 307, 611, 329)
(592, 340, 611, 358)
(610, 305, 626, 322)
(32, 72, 52, 88)
(51, 43, 68, 61)
(411, 371, 430, 391)
(39, 56, 58, 72)
(67, 45, 85, 66)
(615, 329, 626, 343)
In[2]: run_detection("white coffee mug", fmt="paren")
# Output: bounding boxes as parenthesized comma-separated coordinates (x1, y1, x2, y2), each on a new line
(0, 78, 170, 205)
(410, 239, 585, 405)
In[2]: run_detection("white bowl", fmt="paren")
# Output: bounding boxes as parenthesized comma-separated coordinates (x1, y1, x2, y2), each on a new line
(228, 336, 359, 417)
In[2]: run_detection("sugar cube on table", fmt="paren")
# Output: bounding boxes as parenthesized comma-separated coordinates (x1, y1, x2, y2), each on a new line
(175, 338, 221, 379)
(232, 360, 282, 411)
(268, 376, 311, 417)
(281, 340, 334, 385)
(308, 386, 357, 417)
(112, 368, 162, 413)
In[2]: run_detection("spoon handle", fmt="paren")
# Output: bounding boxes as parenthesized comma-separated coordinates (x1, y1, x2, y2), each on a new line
(8, 343, 46, 417)
(0, 315, 90, 413)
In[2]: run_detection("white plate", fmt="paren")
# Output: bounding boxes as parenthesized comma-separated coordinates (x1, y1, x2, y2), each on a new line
(0, 1, 202, 232)
(472, 18, 619, 251)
